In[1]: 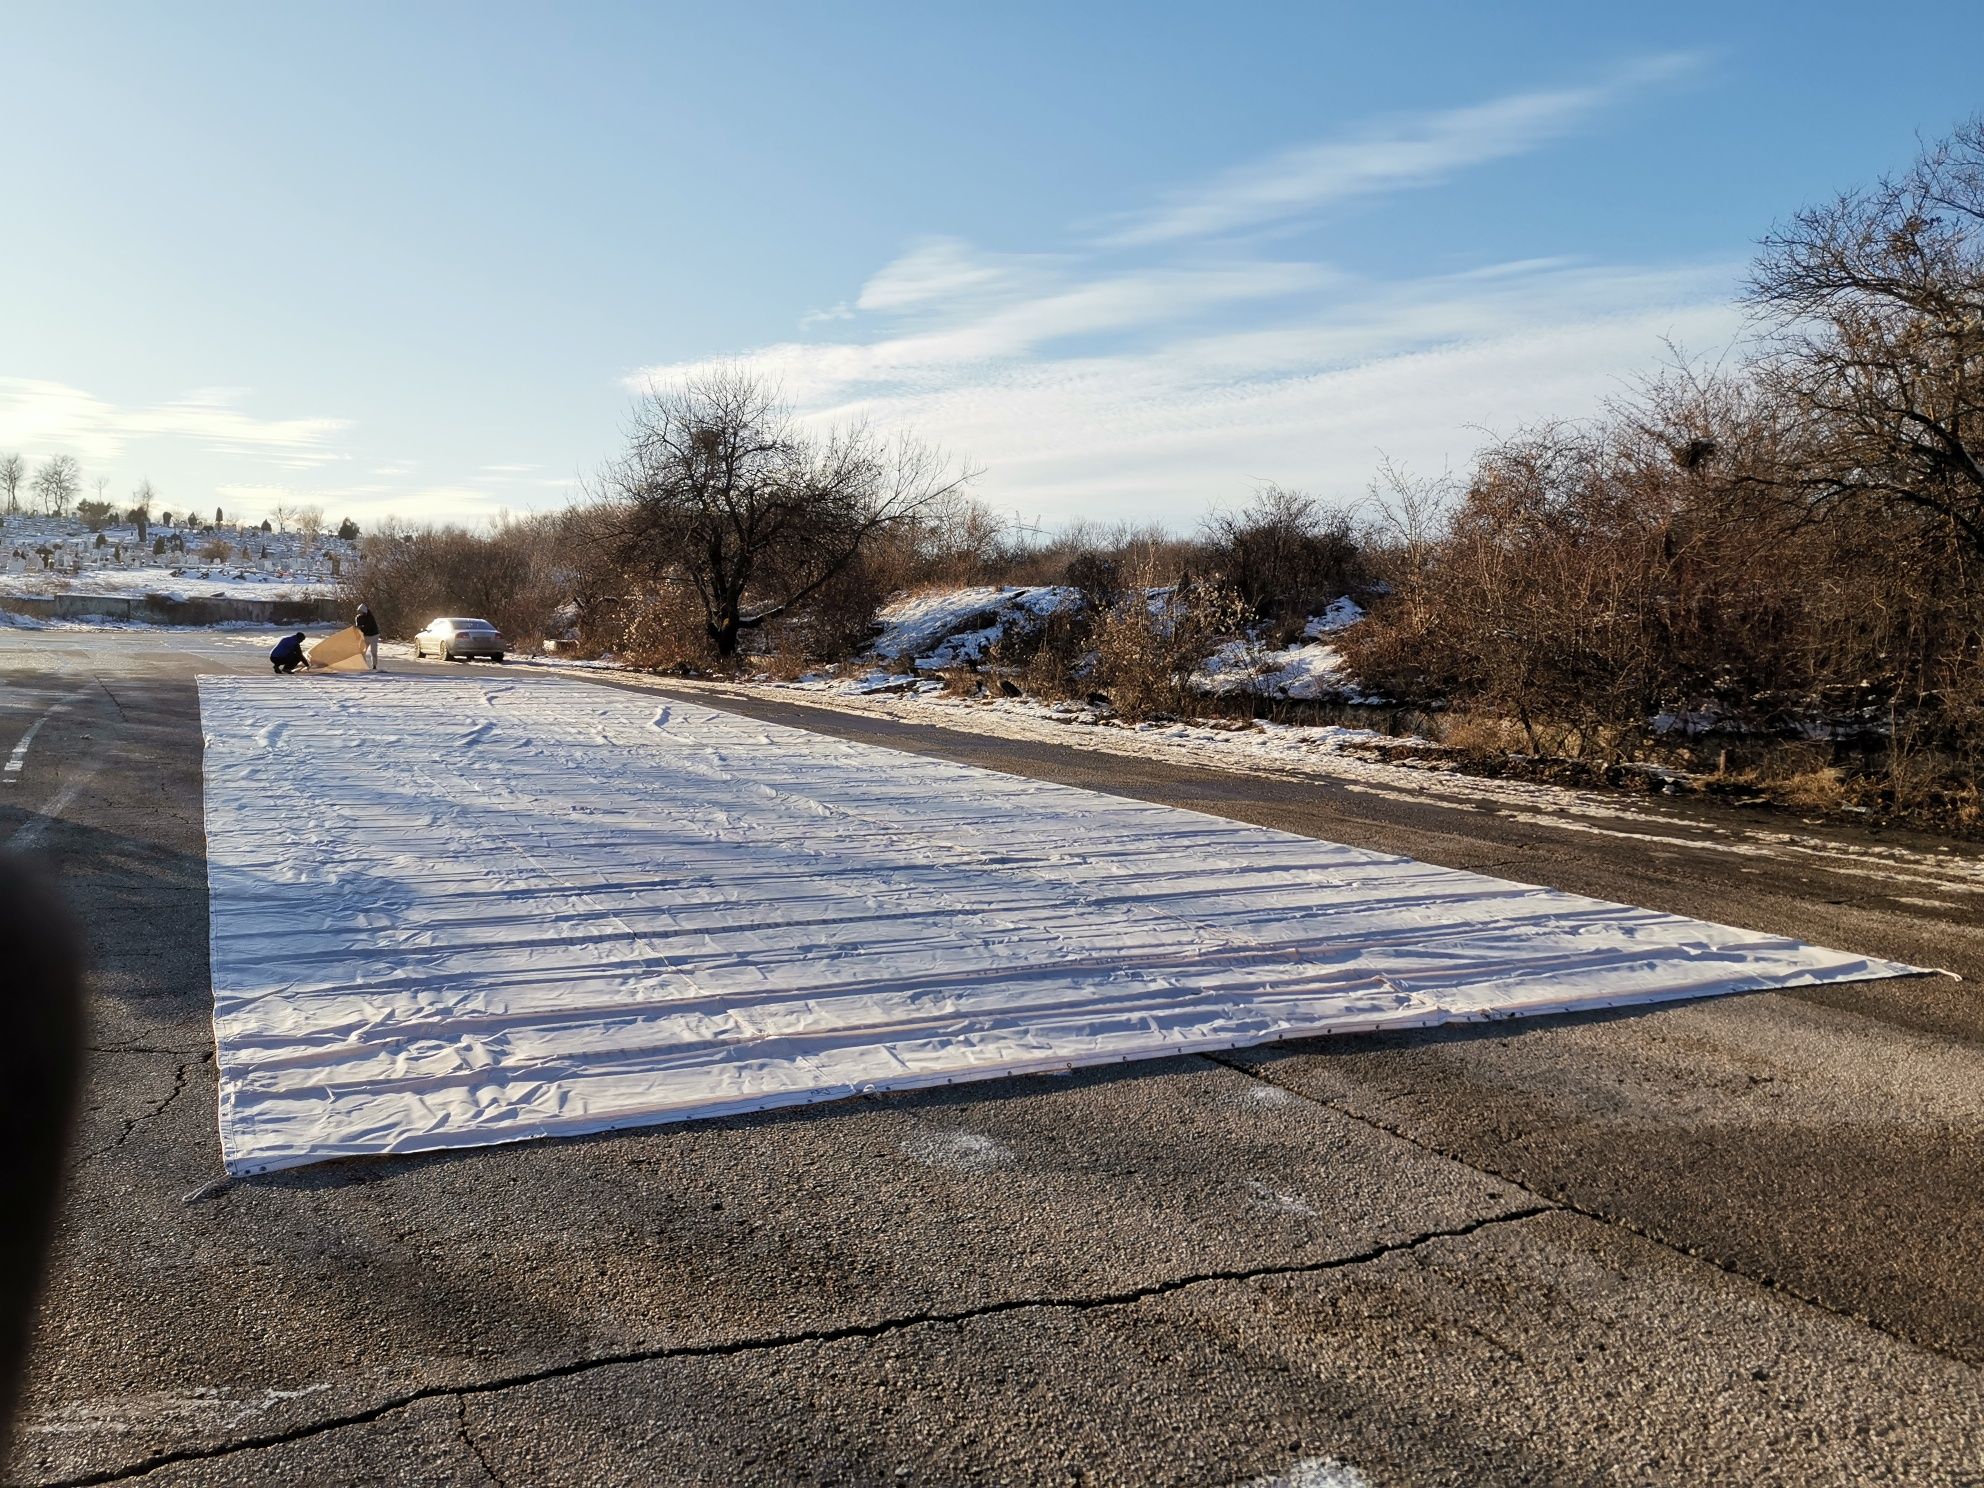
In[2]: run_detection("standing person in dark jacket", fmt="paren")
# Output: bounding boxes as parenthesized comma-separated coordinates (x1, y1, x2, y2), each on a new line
(355, 603, 380, 670)
(269, 633, 310, 674)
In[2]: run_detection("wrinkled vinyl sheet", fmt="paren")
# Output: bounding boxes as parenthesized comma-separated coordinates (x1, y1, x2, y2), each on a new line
(199, 676, 1921, 1173)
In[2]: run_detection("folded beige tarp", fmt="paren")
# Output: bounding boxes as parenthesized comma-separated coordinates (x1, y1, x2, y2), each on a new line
(307, 626, 369, 672)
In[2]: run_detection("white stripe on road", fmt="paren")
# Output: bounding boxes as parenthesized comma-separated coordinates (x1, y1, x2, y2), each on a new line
(4, 703, 69, 782)
(3, 685, 92, 792)
(5, 766, 98, 851)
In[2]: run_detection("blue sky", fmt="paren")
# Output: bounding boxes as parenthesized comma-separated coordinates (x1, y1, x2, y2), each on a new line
(4, 2, 1981, 531)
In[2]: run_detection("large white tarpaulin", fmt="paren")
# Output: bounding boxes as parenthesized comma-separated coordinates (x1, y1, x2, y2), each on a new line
(198, 675, 1922, 1174)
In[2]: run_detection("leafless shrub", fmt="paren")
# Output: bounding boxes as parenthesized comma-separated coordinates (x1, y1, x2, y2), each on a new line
(610, 585, 717, 671)
(1202, 484, 1363, 639)
(1091, 565, 1251, 721)
(987, 602, 1091, 699)
(346, 514, 567, 647)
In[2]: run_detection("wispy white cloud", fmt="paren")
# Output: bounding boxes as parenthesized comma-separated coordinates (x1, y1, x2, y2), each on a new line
(635, 259, 1334, 402)
(0, 380, 555, 526)
(0, 379, 352, 465)
(1096, 53, 1703, 247)
(215, 479, 518, 527)
(853, 236, 1061, 313)
(627, 56, 1732, 526)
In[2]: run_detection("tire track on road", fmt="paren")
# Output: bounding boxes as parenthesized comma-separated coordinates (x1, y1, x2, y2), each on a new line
(3, 684, 109, 850)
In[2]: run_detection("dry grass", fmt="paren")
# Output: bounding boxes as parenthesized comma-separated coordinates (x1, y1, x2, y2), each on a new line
(1769, 765, 1850, 810)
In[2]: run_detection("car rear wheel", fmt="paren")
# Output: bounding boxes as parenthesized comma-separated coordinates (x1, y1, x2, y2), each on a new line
(491, 653, 505, 663)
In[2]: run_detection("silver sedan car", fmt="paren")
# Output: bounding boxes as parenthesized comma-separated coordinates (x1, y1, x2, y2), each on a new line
(412, 617, 506, 662)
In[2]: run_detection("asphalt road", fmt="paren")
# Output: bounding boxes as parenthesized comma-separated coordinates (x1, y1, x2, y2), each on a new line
(1, 629, 1979, 1487)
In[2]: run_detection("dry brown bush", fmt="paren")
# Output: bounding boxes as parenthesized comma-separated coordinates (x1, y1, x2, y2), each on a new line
(345, 515, 567, 647)
(1202, 484, 1363, 638)
(1090, 568, 1251, 721)
(611, 586, 717, 671)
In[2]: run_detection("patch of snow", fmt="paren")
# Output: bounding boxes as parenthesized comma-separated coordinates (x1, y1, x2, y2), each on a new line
(1246, 1180, 1319, 1220)
(1196, 599, 1369, 702)
(1249, 639, 1356, 701)
(900, 1126, 1015, 1173)
(0, 565, 334, 602)
(25, 1383, 332, 1435)
(1235, 1458, 1375, 1488)
(0, 612, 291, 634)
(871, 585, 1077, 669)
(1305, 596, 1365, 637)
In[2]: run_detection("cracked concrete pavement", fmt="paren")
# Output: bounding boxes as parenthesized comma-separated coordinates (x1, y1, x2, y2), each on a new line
(1, 631, 1979, 1486)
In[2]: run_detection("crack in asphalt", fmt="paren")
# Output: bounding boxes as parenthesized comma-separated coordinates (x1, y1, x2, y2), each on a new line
(87, 1045, 207, 1057)
(455, 1395, 506, 1487)
(34, 1204, 1554, 1486)
(83, 1054, 208, 1163)
(1203, 1053, 1982, 1372)
(90, 673, 130, 724)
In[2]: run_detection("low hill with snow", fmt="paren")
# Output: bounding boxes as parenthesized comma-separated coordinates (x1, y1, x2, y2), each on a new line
(858, 584, 1368, 702)
(1, 513, 347, 602)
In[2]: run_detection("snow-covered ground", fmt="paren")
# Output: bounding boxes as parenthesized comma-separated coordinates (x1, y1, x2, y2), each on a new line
(1, 513, 344, 600)
(871, 585, 1077, 669)
(865, 585, 1363, 698)
(1205, 596, 1367, 701)
(0, 565, 335, 602)
(198, 673, 1920, 1173)
(0, 610, 283, 633)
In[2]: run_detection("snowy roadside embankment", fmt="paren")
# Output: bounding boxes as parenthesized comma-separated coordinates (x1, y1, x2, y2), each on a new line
(1203, 596, 1368, 702)
(871, 585, 1078, 669)
(0, 610, 283, 634)
(862, 584, 1368, 700)
(0, 565, 335, 602)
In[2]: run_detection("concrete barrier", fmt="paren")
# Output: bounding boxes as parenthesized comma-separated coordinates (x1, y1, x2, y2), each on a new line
(0, 591, 345, 626)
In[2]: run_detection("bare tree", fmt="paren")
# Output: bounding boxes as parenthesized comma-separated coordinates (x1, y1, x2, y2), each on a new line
(270, 504, 291, 536)
(601, 369, 973, 661)
(129, 480, 155, 543)
(0, 454, 22, 514)
(294, 505, 324, 554)
(1747, 116, 1984, 557)
(31, 456, 79, 517)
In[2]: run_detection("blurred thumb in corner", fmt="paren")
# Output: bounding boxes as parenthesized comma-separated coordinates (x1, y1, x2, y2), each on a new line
(0, 859, 85, 1456)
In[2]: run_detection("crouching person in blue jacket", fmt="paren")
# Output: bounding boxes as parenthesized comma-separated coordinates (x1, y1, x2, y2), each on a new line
(270, 633, 311, 674)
